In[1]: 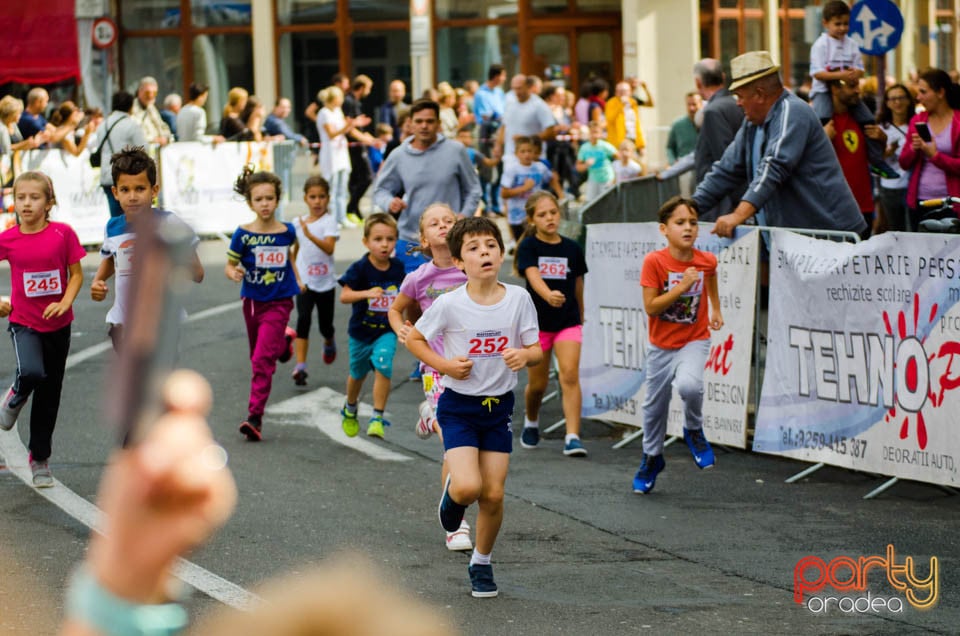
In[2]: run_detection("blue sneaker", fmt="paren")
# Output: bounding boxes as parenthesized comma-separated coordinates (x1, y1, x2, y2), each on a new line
(563, 437, 587, 457)
(632, 453, 666, 494)
(683, 428, 715, 469)
(468, 564, 498, 598)
(409, 361, 422, 381)
(438, 475, 466, 532)
(520, 427, 539, 449)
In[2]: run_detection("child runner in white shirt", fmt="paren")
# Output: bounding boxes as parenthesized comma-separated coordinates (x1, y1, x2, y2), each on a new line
(90, 147, 204, 351)
(291, 175, 339, 386)
(614, 140, 644, 183)
(388, 203, 471, 551)
(406, 216, 541, 598)
(0, 172, 85, 488)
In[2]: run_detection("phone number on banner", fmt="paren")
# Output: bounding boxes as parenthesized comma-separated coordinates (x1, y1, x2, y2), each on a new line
(779, 427, 869, 457)
(591, 393, 639, 417)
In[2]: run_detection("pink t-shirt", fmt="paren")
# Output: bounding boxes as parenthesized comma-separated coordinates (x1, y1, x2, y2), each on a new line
(400, 261, 467, 366)
(0, 222, 86, 332)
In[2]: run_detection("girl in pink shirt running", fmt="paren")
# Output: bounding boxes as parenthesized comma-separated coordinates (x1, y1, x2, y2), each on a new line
(0, 171, 85, 488)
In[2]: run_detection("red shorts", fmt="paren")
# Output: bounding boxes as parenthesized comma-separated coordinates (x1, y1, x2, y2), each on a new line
(538, 324, 582, 352)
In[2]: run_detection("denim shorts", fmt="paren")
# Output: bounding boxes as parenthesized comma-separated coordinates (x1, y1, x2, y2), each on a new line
(437, 388, 514, 453)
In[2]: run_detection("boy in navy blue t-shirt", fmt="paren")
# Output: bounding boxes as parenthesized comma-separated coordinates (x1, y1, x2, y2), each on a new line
(338, 213, 406, 438)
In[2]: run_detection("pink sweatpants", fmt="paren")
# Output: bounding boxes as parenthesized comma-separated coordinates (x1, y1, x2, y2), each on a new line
(242, 297, 294, 417)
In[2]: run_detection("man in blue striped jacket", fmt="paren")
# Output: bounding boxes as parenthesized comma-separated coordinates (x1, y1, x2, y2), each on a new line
(693, 51, 867, 239)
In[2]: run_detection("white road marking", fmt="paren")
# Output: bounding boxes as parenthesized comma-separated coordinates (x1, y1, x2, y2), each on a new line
(64, 301, 242, 370)
(0, 430, 259, 610)
(5, 299, 252, 609)
(267, 386, 411, 462)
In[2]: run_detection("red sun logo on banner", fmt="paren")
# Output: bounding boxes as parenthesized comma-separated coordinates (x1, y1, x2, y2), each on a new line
(882, 293, 960, 450)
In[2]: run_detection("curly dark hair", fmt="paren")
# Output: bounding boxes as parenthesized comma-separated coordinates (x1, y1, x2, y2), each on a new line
(234, 164, 282, 202)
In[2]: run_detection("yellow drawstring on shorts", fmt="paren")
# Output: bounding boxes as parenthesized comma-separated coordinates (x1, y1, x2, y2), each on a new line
(481, 397, 500, 412)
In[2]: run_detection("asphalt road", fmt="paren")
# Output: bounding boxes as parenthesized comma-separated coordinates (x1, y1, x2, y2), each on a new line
(0, 227, 958, 636)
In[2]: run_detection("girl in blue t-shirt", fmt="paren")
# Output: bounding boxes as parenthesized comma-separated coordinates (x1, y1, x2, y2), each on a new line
(225, 166, 301, 441)
(514, 191, 588, 457)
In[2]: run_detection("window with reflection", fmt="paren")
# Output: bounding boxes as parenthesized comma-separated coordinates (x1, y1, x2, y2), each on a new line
(191, 0, 251, 26)
(435, 0, 517, 21)
(532, 0, 567, 15)
(576, 0, 620, 11)
(121, 0, 180, 29)
(350, 0, 408, 21)
(277, 0, 337, 25)
(436, 26, 519, 86)
(192, 34, 253, 128)
(122, 37, 183, 97)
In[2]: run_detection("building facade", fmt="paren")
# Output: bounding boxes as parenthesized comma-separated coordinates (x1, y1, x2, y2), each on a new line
(9, 1, 954, 166)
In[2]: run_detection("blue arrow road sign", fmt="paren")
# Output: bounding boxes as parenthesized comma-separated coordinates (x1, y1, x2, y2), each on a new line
(849, 0, 904, 56)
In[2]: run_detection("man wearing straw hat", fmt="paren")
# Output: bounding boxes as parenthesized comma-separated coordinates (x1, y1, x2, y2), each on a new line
(694, 51, 866, 239)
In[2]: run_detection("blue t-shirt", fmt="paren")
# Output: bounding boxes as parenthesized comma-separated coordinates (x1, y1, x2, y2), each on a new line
(338, 254, 406, 342)
(227, 223, 300, 302)
(500, 159, 552, 225)
(18, 111, 47, 140)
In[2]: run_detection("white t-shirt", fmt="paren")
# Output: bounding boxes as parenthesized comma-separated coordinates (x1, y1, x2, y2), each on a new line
(622, 98, 638, 140)
(614, 159, 643, 183)
(317, 107, 351, 176)
(880, 123, 911, 190)
(415, 283, 539, 396)
(293, 213, 339, 292)
(502, 95, 556, 157)
(809, 33, 864, 96)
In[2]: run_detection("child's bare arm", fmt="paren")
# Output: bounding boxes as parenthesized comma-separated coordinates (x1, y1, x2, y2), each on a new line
(224, 258, 244, 283)
(642, 267, 699, 316)
(340, 284, 381, 304)
(90, 258, 115, 301)
(706, 272, 724, 330)
(388, 293, 417, 343)
(43, 262, 84, 319)
(300, 221, 336, 254)
(523, 266, 565, 307)
(406, 327, 472, 379)
(575, 276, 585, 322)
(190, 250, 204, 283)
(502, 341, 543, 371)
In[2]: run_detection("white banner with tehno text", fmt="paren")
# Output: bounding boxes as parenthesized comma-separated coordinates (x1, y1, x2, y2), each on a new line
(754, 230, 960, 486)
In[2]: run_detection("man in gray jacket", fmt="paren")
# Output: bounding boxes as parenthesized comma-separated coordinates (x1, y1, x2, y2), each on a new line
(373, 99, 482, 273)
(694, 51, 866, 238)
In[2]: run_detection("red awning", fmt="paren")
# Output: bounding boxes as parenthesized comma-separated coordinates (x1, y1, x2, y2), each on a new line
(0, 2, 80, 85)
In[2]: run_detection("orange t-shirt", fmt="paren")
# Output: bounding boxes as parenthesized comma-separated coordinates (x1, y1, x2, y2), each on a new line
(640, 247, 717, 349)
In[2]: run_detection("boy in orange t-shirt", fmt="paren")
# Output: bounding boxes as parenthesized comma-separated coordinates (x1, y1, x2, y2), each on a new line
(634, 196, 723, 494)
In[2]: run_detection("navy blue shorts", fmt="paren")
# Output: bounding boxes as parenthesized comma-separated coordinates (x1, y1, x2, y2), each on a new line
(437, 389, 514, 453)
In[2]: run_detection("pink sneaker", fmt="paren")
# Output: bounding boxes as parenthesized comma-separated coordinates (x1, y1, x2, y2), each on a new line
(445, 520, 472, 551)
(416, 401, 434, 440)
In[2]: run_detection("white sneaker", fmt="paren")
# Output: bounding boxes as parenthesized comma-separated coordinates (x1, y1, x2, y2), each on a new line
(445, 520, 473, 551)
(339, 217, 357, 229)
(0, 385, 24, 431)
(416, 401, 435, 440)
